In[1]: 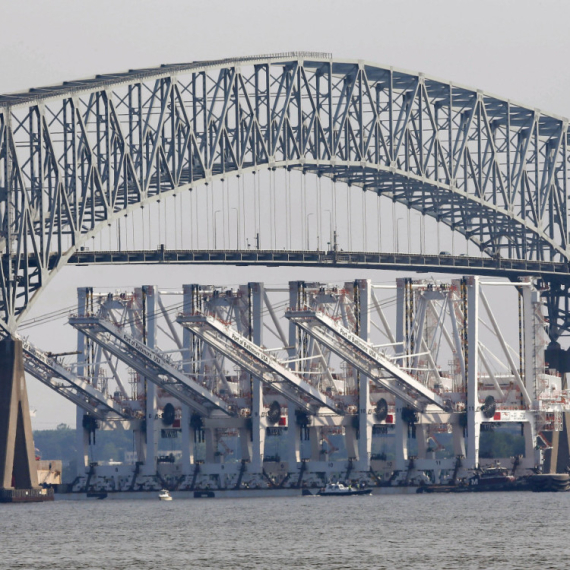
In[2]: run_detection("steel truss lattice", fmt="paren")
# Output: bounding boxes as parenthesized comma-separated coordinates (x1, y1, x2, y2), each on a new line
(1, 53, 570, 335)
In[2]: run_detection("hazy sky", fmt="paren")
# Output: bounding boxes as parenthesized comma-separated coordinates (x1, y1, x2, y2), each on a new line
(2, 0, 567, 429)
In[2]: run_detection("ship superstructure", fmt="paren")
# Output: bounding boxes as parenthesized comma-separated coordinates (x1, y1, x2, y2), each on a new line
(21, 276, 569, 494)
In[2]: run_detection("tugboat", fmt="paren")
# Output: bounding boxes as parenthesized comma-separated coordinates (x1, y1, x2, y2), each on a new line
(467, 466, 515, 490)
(158, 489, 173, 501)
(317, 482, 372, 496)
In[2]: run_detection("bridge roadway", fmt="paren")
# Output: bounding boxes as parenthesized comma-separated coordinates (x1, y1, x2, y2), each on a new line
(53, 249, 570, 281)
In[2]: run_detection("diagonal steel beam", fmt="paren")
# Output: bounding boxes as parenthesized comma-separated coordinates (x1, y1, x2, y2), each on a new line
(177, 311, 343, 415)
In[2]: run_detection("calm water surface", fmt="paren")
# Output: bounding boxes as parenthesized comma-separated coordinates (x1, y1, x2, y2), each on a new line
(1, 492, 569, 569)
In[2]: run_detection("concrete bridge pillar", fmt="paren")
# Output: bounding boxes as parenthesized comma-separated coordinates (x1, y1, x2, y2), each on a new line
(0, 338, 39, 490)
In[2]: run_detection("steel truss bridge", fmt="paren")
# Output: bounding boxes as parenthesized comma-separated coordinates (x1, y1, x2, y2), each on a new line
(2, 52, 570, 338)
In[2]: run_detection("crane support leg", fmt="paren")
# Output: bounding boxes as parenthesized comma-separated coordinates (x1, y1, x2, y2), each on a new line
(466, 277, 481, 470)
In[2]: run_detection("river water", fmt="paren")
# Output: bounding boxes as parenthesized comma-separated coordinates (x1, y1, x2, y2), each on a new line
(1, 492, 569, 569)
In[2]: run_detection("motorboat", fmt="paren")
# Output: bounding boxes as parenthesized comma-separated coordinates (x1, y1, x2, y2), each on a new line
(317, 482, 372, 496)
(158, 489, 173, 501)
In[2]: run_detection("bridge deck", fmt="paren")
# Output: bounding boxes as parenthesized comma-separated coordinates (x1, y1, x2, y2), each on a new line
(57, 250, 570, 280)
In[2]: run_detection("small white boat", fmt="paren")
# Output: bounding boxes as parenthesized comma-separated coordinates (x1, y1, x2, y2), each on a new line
(158, 489, 172, 501)
(318, 482, 371, 496)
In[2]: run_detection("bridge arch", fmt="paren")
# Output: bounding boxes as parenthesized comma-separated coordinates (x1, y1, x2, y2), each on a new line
(1, 52, 569, 332)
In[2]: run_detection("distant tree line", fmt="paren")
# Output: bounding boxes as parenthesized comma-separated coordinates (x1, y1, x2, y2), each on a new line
(479, 428, 525, 459)
(33, 423, 527, 464)
(34, 424, 134, 463)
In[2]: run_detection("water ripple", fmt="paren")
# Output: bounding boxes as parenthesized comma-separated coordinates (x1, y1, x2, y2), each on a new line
(1, 492, 569, 569)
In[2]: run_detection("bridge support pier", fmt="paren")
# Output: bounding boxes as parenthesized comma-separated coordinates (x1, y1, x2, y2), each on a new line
(0, 338, 39, 491)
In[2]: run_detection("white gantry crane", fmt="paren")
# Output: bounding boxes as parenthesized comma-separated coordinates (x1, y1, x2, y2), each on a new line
(285, 308, 445, 411)
(69, 314, 236, 417)
(21, 337, 129, 421)
(176, 311, 344, 416)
